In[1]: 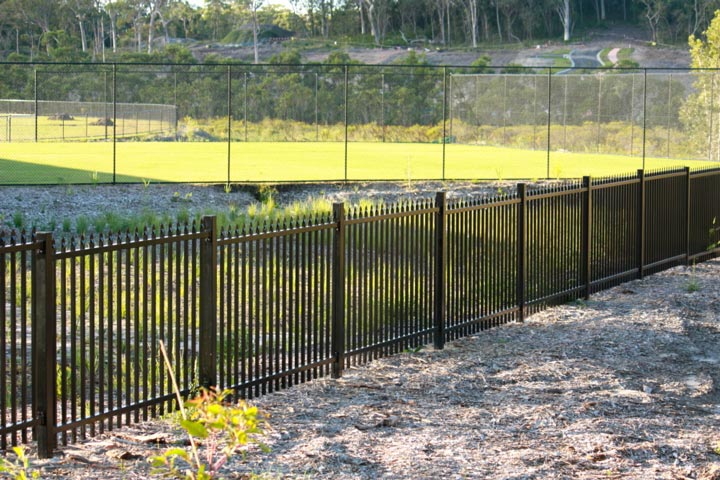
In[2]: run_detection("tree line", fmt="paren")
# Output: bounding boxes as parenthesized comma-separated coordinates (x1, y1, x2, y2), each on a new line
(1, 0, 720, 63)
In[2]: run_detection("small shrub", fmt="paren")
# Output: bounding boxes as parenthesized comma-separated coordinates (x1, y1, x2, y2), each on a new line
(151, 342, 268, 480)
(254, 185, 278, 204)
(12, 212, 24, 230)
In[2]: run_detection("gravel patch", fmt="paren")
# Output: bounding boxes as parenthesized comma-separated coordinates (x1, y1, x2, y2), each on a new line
(0, 181, 550, 237)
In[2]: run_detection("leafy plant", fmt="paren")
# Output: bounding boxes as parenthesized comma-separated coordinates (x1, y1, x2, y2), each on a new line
(0, 446, 40, 480)
(12, 212, 24, 230)
(686, 262, 700, 293)
(254, 185, 278, 204)
(150, 342, 268, 480)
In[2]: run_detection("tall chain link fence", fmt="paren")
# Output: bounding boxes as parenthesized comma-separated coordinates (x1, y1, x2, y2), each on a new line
(449, 71, 716, 161)
(0, 62, 717, 184)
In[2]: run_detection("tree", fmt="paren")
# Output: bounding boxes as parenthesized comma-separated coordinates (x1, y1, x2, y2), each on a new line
(681, 8, 720, 159)
(552, 0, 571, 41)
(460, 0, 479, 47)
(360, 0, 389, 45)
(638, 0, 665, 43)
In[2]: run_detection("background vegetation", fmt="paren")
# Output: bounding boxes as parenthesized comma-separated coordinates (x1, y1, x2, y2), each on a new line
(0, 0, 718, 64)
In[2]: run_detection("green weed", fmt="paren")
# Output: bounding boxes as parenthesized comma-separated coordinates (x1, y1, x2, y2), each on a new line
(150, 341, 268, 479)
(12, 212, 23, 230)
(0, 446, 40, 479)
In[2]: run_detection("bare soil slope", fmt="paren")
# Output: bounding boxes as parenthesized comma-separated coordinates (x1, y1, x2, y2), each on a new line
(193, 24, 690, 68)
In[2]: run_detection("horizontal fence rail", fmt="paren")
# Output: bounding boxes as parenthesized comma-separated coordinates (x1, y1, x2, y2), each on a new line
(1, 167, 720, 456)
(2, 63, 720, 184)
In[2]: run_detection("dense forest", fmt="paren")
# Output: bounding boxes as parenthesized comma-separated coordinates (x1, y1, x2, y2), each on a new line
(0, 0, 717, 63)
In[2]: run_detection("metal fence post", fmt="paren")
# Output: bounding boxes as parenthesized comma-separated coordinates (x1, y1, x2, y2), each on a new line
(343, 65, 349, 182)
(434, 192, 447, 349)
(33, 68, 38, 142)
(442, 67, 448, 180)
(32, 232, 56, 458)
(112, 64, 117, 184)
(517, 183, 527, 321)
(546, 68, 552, 179)
(685, 166, 691, 264)
(637, 169, 646, 279)
(227, 65, 232, 184)
(642, 69, 647, 170)
(199, 216, 218, 388)
(331, 203, 346, 378)
(582, 176, 592, 299)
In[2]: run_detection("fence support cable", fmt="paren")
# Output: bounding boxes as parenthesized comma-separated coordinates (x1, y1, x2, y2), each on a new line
(331, 203, 346, 378)
(199, 216, 218, 388)
(434, 192, 447, 349)
(32, 232, 57, 459)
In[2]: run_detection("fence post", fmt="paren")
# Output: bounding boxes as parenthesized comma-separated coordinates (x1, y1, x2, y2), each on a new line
(112, 64, 117, 184)
(642, 69, 647, 170)
(331, 203, 346, 378)
(33, 68, 38, 142)
(434, 192, 447, 350)
(637, 169, 646, 279)
(227, 65, 232, 184)
(343, 65, 349, 182)
(582, 176, 592, 299)
(517, 184, 527, 321)
(32, 232, 56, 458)
(546, 68, 552, 179)
(199, 216, 217, 388)
(442, 67, 448, 180)
(685, 166, 691, 264)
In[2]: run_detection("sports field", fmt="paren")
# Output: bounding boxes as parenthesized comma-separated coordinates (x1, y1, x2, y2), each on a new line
(0, 141, 715, 184)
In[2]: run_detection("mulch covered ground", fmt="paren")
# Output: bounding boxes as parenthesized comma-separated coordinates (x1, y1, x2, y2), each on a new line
(31, 259, 720, 479)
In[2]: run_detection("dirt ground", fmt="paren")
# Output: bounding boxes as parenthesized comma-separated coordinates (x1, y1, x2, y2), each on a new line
(29, 258, 720, 479)
(192, 24, 690, 68)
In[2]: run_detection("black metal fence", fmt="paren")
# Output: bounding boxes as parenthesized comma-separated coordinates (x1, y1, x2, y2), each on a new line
(2, 62, 720, 183)
(2, 166, 720, 457)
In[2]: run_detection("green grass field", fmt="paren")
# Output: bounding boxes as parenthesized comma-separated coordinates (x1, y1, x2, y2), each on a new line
(0, 114, 170, 143)
(0, 141, 716, 184)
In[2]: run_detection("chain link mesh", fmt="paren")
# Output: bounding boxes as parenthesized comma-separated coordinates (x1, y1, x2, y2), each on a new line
(0, 63, 718, 183)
